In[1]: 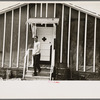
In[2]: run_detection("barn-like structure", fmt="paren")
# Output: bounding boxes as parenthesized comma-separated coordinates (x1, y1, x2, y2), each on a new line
(0, 2, 100, 80)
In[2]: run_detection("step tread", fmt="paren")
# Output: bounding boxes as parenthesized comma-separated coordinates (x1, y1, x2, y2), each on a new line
(26, 70, 50, 73)
(25, 75, 50, 79)
(25, 64, 51, 80)
(24, 78, 49, 80)
(25, 74, 50, 78)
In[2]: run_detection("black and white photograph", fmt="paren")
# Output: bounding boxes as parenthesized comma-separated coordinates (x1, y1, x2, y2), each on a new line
(0, 1, 100, 81)
(0, 1, 100, 99)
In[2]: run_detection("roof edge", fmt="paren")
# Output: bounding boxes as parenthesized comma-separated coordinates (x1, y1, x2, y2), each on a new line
(64, 3, 100, 19)
(0, 2, 100, 19)
(0, 3, 28, 14)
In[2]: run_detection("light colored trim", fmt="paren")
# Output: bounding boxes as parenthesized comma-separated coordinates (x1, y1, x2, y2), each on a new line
(40, 3, 42, 17)
(25, 4, 29, 70)
(25, 4, 29, 53)
(76, 11, 80, 71)
(16, 7, 21, 68)
(27, 49, 29, 71)
(35, 4, 37, 17)
(45, 3, 48, 27)
(2, 13, 6, 68)
(64, 3, 100, 19)
(46, 3, 48, 18)
(0, 3, 27, 15)
(93, 17, 97, 72)
(84, 14, 87, 72)
(50, 24, 56, 80)
(0, 3, 100, 19)
(27, 18, 59, 24)
(60, 4, 64, 63)
(54, 3, 56, 18)
(67, 7, 71, 68)
(9, 10, 14, 68)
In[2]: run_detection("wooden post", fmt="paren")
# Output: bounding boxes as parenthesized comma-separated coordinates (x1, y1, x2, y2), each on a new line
(25, 4, 29, 53)
(45, 3, 48, 27)
(60, 4, 64, 63)
(84, 14, 87, 72)
(67, 7, 71, 68)
(40, 3, 42, 17)
(46, 3, 48, 18)
(34, 3, 37, 35)
(76, 11, 80, 71)
(25, 4, 29, 70)
(16, 7, 21, 68)
(35, 4, 37, 17)
(93, 17, 97, 72)
(2, 13, 6, 68)
(54, 3, 56, 18)
(9, 10, 14, 68)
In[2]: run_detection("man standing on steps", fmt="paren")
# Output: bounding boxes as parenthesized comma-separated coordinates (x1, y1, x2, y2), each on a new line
(33, 36, 41, 76)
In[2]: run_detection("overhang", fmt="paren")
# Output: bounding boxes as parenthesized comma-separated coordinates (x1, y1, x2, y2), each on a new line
(26, 18, 59, 25)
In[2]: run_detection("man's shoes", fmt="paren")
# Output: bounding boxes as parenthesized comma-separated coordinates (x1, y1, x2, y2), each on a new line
(38, 68, 41, 73)
(33, 72, 37, 76)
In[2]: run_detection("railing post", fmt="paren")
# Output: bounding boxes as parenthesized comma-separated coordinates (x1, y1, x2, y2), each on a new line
(23, 56, 26, 79)
(27, 49, 29, 71)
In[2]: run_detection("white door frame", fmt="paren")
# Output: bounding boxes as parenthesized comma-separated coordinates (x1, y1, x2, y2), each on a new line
(26, 24, 56, 71)
(36, 25, 56, 67)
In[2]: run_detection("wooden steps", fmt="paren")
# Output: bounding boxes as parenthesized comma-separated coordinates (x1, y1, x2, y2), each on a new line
(24, 64, 50, 80)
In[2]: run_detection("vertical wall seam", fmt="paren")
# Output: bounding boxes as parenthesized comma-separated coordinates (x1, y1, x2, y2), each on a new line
(16, 7, 21, 68)
(46, 3, 48, 18)
(76, 11, 80, 71)
(54, 3, 56, 18)
(60, 4, 64, 63)
(25, 4, 29, 53)
(67, 7, 71, 68)
(35, 3, 37, 33)
(84, 13, 87, 72)
(25, 4, 29, 68)
(9, 10, 14, 68)
(2, 13, 6, 68)
(35, 4, 37, 17)
(40, 3, 42, 17)
(93, 17, 97, 72)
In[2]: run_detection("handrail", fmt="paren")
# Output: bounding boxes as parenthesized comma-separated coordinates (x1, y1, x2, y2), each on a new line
(22, 48, 33, 79)
(50, 49, 55, 80)
(22, 52, 27, 79)
(23, 48, 54, 80)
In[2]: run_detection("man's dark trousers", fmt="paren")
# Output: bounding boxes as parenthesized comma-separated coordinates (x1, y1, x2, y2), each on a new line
(33, 54, 41, 75)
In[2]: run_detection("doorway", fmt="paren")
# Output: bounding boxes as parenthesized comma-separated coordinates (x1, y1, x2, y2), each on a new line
(37, 27, 54, 64)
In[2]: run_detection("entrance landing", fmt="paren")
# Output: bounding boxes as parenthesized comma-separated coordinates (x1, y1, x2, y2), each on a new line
(24, 64, 51, 80)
